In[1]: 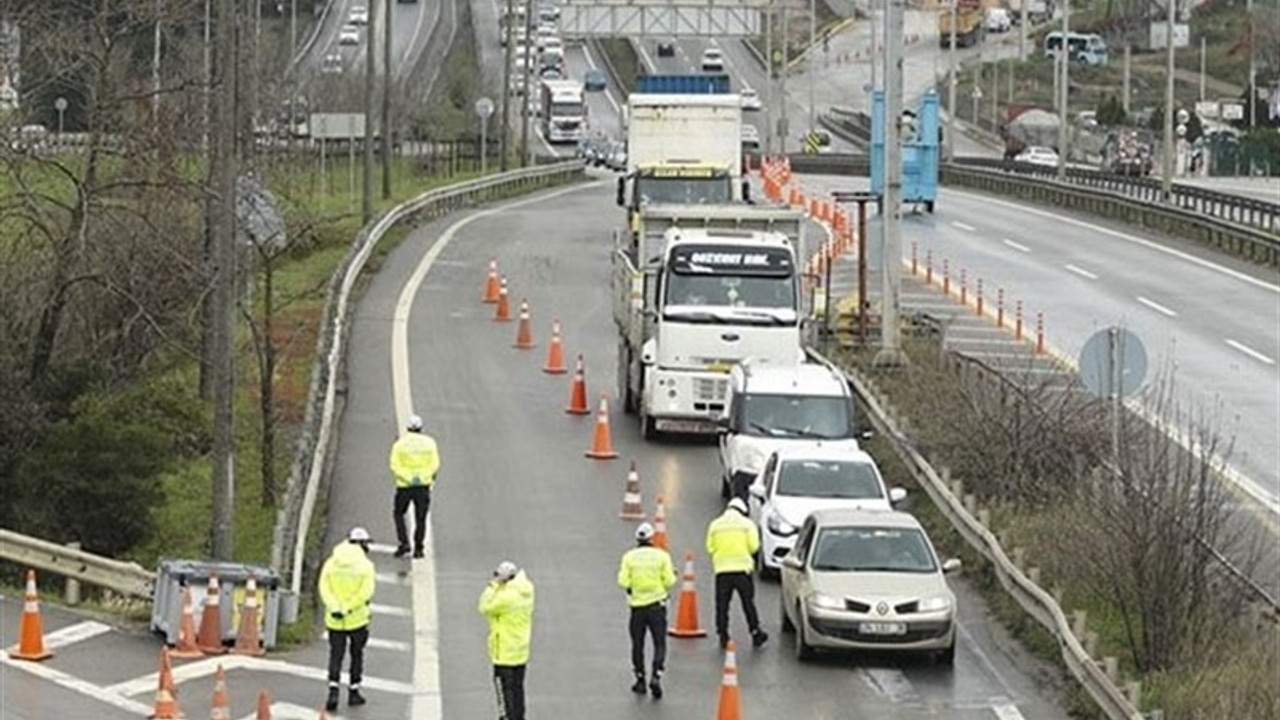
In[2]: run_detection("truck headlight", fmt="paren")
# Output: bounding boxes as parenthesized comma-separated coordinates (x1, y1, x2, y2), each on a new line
(917, 595, 952, 612)
(766, 510, 797, 537)
(809, 592, 844, 610)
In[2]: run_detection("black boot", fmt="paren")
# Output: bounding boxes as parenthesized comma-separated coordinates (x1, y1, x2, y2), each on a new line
(630, 671, 647, 695)
(325, 687, 339, 712)
(348, 687, 367, 706)
(649, 670, 664, 700)
(393, 545, 410, 558)
(752, 629, 770, 649)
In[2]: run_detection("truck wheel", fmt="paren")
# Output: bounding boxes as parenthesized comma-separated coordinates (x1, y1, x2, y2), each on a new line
(616, 343, 636, 415)
(925, 200, 935, 213)
(640, 405, 657, 440)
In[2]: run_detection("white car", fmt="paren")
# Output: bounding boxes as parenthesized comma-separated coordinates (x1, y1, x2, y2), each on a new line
(348, 5, 369, 25)
(740, 87, 763, 111)
(1014, 145, 1059, 167)
(749, 445, 906, 576)
(539, 37, 563, 55)
(321, 52, 344, 74)
(338, 23, 361, 46)
(780, 508, 961, 664)
(701, 47, 725, 72)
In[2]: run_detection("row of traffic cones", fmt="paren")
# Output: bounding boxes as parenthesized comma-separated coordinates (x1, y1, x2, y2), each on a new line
(172, 575, 265, 659)
(151, 647, 332, 719)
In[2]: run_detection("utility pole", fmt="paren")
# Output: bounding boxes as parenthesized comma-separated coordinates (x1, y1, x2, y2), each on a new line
(807, 0, 816, 133)
(520, 0, 535, 166)
(1017, 0, 1026, 61)
(945, 0, 956, 162)
(874, 0, 906, 367)
(1122, 44, 1131, 116)
(1198, 36, 1206, 102)
(765, 2, 774, 153)
(209, 0, 239, 562)
(870, 6, 878, 90)
(1160, 0, 1175, 200)
(500, 0, 514, 170)
(204, 0, 212, 152)
(780, 1, 790, 153)
(363, 0, 376, 223)
(1246, 0, 1256, 128)
(382, 0, 392, 198)
(1056, 0, 1070, 178)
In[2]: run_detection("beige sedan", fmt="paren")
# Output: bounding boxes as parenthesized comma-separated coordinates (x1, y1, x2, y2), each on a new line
(779, 508, 961, 665)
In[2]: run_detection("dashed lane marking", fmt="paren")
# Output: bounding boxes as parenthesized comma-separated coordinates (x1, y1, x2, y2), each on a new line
(42, 620, 113, 650)
(1064, 263, 1098, 280)
(1136, 295, 1178, 317)
(1225, 338, 1276, 365)
(371, 603, 412, 617)
(952, 221, 976, 232)
(1002, 238, 1030, 253)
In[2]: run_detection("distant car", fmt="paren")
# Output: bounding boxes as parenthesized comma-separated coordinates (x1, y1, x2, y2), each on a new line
(741, 124, 761, 152)
(348, 5, 369, 25)
(701, 47, 725, 72)
(539, 37, 563, 55)
(338, 23, 361, 46)
(584, 68, 607, 92)
(321, 53, 344, 74)
(780, 508, 961, 665)
(984, 8, 1011, 33)
(740, 87, 763, 111)
(605, 141, 628, 172)
(657, 40, 675, 57)
(539, 65, 564, 80)
(1014, 145, 1059, 167)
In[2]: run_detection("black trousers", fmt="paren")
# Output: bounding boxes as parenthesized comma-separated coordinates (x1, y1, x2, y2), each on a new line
(327, 626, 369, 688)
(628, 602, 667, 675)
(393, 485, 431, 551)
(493, 664, 526, 720)
(714, 572, 761, 640)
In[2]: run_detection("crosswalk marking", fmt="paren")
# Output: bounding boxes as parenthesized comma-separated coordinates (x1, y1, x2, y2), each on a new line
(323, 631, 410, 653)
(42, 620, 112, 650)
(372, 603, 412, 617)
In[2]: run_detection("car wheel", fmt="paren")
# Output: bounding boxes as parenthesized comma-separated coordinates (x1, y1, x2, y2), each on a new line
(934, 639, 955, 666)
(780, 595, 795, 634)
(794, 606, 815, 661)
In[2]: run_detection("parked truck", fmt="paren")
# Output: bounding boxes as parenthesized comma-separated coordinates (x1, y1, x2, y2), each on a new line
(939, 0, 985, 48)
(613, 204, 808, 438)
(539, 79, 587, 144)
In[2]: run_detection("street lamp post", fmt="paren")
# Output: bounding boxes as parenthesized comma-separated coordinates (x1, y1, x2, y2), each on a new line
(1160, 0, 1176, 200)
(1055, 0, 1070, 179)
(54, 96, 67, 140)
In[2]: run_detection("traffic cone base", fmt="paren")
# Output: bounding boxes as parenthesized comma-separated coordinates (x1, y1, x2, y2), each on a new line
(7, 570, 52, 661)
(585, 394, 619, 459)
(669, 551, 708, 638)
(169, 586, 203, 659)
(565, 355, 589, 414)
(619, 460, 644, 519)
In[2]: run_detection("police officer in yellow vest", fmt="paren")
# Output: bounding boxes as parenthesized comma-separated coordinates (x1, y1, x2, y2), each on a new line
(479, 560, 536, 720)
(617, 522, 677, 699)
(389, 414, 440, 559)
(319, 527, 376, 711)
(705, 498, 768, 650)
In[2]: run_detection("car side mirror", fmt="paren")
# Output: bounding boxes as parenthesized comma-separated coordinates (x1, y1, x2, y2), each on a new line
(780, 554, 803, 570)
(941, 558, 962, 574)
(888, 487, 907, 504)
(615, 176, 625, 207)
(748, 482, 765, 499)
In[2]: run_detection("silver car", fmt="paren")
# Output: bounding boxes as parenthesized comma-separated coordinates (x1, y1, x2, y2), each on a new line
(780, 508, 960, 664)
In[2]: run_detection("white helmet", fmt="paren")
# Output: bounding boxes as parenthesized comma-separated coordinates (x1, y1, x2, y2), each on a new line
(348, 526, 371, 543)
(635, 522, 655, 542)
(727, 498, 748, 515)
(407, 414, 424, 432)
(493, 560, 518, 582)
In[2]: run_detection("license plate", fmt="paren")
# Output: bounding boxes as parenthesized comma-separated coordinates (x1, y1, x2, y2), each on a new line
(655, 418, 716, 433)
(858, 622, 906, 635)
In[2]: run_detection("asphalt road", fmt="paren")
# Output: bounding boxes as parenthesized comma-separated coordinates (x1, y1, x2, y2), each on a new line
(298, 0, 439, 99)
(326, 171, 1073, 719)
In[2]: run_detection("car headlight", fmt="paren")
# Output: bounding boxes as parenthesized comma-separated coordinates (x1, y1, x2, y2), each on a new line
(917, 595, 952, 612)
(808, 592, 844, 610)
(765, 510, 797, 537)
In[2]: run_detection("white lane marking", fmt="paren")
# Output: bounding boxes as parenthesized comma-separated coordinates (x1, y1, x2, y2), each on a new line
(391, 182, 601, 720)
(635, 40, 657, 73)
(952, 221, 976, 232)
(858, 667, 920, 703)
(1002, 238, 1030, 253)
(104, 655, 414, 697)
(376, 571, 410, 585)
(324, 631, 411, 653)
(947, 188, 1280, 294)
(992, 704, 1028, 720)
(372, 602, 412, 617)
(369, 542, 402, 555)
(0, 653, 154, 714)
(41, 620, 112, 650)
(581, 42, 622, 116)
(1136, 295, 1178, 317)
(1064, 263, 1098, 280)
(1225, 338, 1276, 365)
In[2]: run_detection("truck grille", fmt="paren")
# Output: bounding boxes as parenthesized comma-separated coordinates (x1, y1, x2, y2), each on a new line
(695, 377, 728, 403)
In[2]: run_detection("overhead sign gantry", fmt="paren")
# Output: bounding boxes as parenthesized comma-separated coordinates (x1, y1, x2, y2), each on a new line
(559, 0, 766, 37)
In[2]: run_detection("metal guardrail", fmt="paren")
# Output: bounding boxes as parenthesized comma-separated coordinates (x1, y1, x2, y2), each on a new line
(0, 528, 156, 599)
(803, 350, 1145, 720)
(270, 161, 587, 597)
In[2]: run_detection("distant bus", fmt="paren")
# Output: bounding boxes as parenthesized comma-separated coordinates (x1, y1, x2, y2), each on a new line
(1043, 31, 1109, 67)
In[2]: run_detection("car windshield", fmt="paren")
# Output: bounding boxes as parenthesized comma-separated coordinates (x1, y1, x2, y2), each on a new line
(810, 527, 936, 573)
(550, 102, 584, 117)
(741, 394, 850, 439)
(776, 460, 883, 499)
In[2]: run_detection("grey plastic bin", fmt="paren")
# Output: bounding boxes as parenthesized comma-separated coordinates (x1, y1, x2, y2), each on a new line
(150, 559, 282, 650)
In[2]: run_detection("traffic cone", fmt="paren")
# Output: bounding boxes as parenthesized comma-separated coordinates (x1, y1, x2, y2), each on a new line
(169, 586, 203, 659)
(231, 576, 265, 656)
(715, 640, 742, 720)
(652, 494, 669, 551)
(196, 575, 226, 655)
(7, 569, 52, 661)
(493, 277, 511, 322)
(618, 460, 644, 519)
(513, 299, 534, 349)
(584, 394, 619, 459)
(210, 664, 231, 720)
(255, 689, 272, 719)
(668, 551, 708, 638)
(148, 647, 183, 719)
(542, 319, 567, 374)
(565, 354, 589, 415)
(482, 258, 500, 303)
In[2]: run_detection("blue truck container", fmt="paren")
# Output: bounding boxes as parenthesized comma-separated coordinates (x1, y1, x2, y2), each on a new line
(870, 89, 940, 213)
(634, 74, 732, 94)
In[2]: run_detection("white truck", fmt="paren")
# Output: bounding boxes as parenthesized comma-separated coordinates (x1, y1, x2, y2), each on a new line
(613, 204, 808, 438)
(539, 79, 586, 144)
(616, 93, 747, 218)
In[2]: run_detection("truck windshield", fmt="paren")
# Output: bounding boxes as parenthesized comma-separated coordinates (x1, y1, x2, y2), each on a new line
(740, 394, 852, 439)
(665, 274, 795, 310)
(551, 102, 584, 117)
(636, 177, 732, 205)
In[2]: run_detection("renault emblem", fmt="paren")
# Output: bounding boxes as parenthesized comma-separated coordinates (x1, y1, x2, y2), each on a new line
(876, 602, 889, 616)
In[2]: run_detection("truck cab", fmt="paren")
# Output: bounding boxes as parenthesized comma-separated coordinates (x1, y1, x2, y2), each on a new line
(718, 362, 867, 500)
(540, 79, 586, 143)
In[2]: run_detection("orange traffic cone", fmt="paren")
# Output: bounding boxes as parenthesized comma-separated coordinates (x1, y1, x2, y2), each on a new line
(7, 569, 52, 661)
(169, 586, 203, 659)
(493, 277, 511, 322)
(668, 551, 707, 638)
(231, 576, 266, 656)
(255, 689, 272, 719)
(542, 319, 566, 374)
(584, 394, 618, 459)
(652, 495, 669, 551)
(148, 647, 183, 719)
(482, 258, 500, 303)
(618, 460, 644, 519)
(565, 354, 589, 415)
(715, 640, 742, 720)
(210, 664, 231, 720)
(513, 299, 534, 349)
(196, 575, 226, 655)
